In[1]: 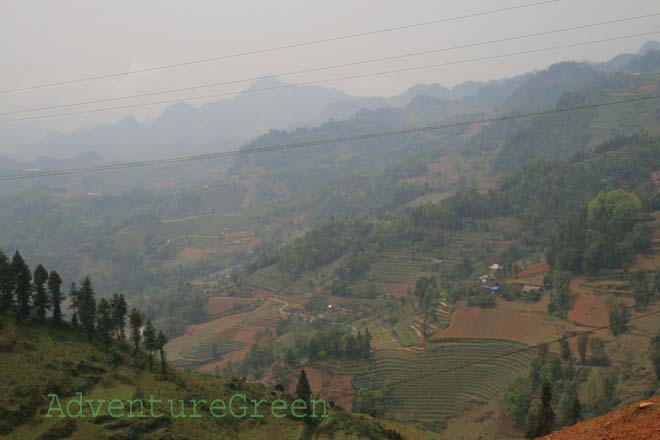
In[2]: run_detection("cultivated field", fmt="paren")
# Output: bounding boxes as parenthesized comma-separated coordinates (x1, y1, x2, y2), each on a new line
(366, 247, 431, 285)
(360, 339, 535, 427)
(166, 299, 283, 369)
(435, 298, 560, 346)
(243, 265, 290, 292)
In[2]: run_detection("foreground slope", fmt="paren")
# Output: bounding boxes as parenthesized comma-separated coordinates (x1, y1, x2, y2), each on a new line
(0, 322, 393, 440)
(541, 398, 660, 440)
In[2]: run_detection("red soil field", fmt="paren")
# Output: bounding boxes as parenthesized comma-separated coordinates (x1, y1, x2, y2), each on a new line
(279, 367, 355, 411)
(634, 252, 660, 270)
(502, 261, 549, 286)
(542, 398, 660, 440)
(206, 297, 255, 315)
(517, 262, 549, 279)
(382, 283, 411, 298)
(179, 247, 208, 261)
(197, 298, 288, 372)
(436, 298, 560, 345)
(567, 277, 634, 328)
(194, 300, 271, 332)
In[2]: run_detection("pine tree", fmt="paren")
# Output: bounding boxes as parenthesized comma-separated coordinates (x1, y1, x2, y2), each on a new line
(32, 264, 50, 321)
(96, 298, 113, 345)
(69, 283, 80, 328)
(295, 368, 314, 426)
(538, 380, 556, 435)
(650, 333, 660, 382)
(156, 330, 168, 376)
(567, 393, 581, 426)
(78, 277, 96, 341)
(0, 249, 16, 315)
(364, 327, 372, 359)
(143, 319, 156, 369)
(48, 271, 64, 324)
(526, 381, 555, 438)
(12, 251, 32, 320)
(110, 293, 128, 341)
(128, 308, 144, 356)
(295, 369, 312, 402)
(577, 334, 589, 363)
(590, 337, 607, 364)
(559, 337, 572, 362)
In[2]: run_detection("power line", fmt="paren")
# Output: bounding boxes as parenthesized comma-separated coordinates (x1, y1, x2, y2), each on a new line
(3, 30, 659, 124)
(0, 0, 557, 95)
(1, 94, 658, 182)
(4, 12, 658, 117)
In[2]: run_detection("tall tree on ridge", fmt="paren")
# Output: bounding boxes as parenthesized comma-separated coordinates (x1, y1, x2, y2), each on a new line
(12, 251, 32, 320)
(78, 277, 96, 341)
(156, 330, 168, 376)
(110, 293, 128, 341)
(128, 308, 144, 356)
(96, 298, 112, 345)
(69, 283, 80, 328)
(32, 264, 49, 321)
(143, 319, 156, 370)
(0, 250, 15, 314)
(48, 271, 63, 324)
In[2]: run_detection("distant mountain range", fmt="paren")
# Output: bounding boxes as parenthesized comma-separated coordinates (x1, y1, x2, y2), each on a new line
(2, 41, 659, 165)
(2, 76, 505, 163)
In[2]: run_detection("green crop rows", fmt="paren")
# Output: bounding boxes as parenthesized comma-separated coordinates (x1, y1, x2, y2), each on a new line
(357, 338, 534, 426)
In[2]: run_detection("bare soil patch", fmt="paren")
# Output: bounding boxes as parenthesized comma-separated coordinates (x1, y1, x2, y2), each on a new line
(436, 298, 561, 345)
(206, 297, 255, 315)
(568, 277, 634, 327)
(542, 397, 660, 440)
(382, 283, 411, 297)
(179, 247, 209, 261)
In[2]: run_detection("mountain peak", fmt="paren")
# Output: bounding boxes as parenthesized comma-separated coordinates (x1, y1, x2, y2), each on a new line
(247, 76, 290, 91)
(639, 40, 660, 55)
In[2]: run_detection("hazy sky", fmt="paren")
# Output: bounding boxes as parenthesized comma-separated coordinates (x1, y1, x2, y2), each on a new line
(1, 0, 660, 144)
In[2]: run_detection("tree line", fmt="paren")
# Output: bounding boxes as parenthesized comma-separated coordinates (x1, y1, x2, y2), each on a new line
(0, 249, 167, 374)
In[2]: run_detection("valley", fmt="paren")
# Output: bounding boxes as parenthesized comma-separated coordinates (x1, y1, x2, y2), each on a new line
(2, 32, 660, 439)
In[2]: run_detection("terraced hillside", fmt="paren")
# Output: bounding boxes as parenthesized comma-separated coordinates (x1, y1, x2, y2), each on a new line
(433, 299, 451, 329)
(358, 338, 535, 428)
(244, 264, 290, 291)
(166, 300, 282, 369)
(367, 248, 431, 284)
(589, 83, 660, 146)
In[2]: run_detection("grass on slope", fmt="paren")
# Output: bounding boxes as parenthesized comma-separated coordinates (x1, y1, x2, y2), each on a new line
(0, 320, 392, 440)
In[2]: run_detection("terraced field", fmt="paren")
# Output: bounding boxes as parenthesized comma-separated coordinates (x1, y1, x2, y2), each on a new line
(167, 300, 283, 369)
(433, 299, 451, 329)
(244, 265, 290, 291)
(590, 88, 660, 146)
(367, 248, 430, 284)
(358, 338, 535, 426)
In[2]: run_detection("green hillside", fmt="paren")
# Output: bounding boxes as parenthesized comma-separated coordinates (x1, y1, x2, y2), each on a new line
(0, 321, 395, 440)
